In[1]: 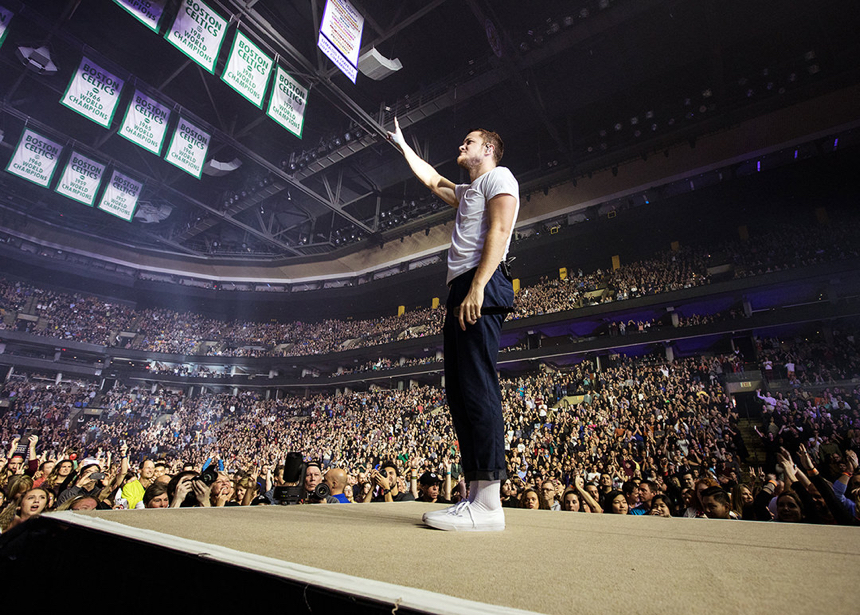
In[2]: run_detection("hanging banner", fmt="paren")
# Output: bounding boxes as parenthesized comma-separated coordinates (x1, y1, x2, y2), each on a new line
(112, 0, 166, 32)
(119, 90, 171, 155)
(55, 151, 106, 207)
(164, 116, 210, 178)
(4, 128, 63, 188)
(98, 169, 142, 221)
(0, 6, 13, 50)
(317, 0, 364, 83)
(221, 29, 273, 109)
(267, 66, 307, 138)
(60, 56, 125, 128)
(165, 0, 228, 74)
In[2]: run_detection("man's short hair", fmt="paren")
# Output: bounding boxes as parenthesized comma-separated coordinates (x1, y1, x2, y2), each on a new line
(380, 460, 399, 476)
(622, 479, 638, 496)
(640, 480, 658, 493)
(701, 486, 731, 507)
(473, 128, 504, 164)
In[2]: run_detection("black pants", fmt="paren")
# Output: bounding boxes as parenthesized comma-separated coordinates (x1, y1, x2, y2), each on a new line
(444, 267, 513, 482)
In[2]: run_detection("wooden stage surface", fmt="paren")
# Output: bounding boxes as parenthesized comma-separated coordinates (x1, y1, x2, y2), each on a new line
(45, 502, 859, 615)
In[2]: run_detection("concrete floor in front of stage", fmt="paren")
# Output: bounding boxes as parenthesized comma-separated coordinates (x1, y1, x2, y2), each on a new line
(76, 503, 858, 615)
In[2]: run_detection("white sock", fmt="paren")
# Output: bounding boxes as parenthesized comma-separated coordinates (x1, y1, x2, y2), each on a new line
(469, 480, 502, 512)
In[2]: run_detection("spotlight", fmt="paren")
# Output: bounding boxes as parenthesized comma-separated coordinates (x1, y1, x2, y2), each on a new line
(563, 15, 574, 28)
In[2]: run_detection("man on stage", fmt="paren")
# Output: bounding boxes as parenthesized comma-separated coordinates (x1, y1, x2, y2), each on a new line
(388, 118, 519, 531)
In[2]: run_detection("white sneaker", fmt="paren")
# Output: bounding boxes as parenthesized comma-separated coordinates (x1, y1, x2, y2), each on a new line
(422, 501, 505, 532)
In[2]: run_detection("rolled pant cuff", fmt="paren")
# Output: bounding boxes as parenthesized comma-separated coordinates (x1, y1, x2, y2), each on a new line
(464, 469, 507, 482)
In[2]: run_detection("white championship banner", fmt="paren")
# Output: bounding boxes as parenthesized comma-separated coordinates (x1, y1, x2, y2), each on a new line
(267, 66, 307, 138)
(4, 128, 63, 188)
(165, 0, 228, 74)
(0, 5, 13, 49)
(112, 0, 166, 33)
(55, 150, 106, 207)
(221, 29, 273, 109)
(317, 0, 363, 83)
(119, 89, 171, 155)
(60, 56, 125, 128)
(98, 169, 143, 221)
(164, 116, 210, 178)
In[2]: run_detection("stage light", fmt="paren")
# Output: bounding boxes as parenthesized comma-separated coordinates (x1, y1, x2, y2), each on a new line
(563, 16, 574, 28)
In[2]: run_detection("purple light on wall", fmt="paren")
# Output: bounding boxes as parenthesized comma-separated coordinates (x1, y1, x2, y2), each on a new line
(834, 138, 839, 150)
(757, 160, 761, 172)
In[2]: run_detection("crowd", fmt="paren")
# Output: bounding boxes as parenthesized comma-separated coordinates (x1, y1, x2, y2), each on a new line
(1, 217, 857, 360)
(2, 335, 858, 527)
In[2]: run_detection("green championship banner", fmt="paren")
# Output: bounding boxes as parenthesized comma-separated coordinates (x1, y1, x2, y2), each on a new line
(0, 5, 13, 50)
(112, 0, 166, 33)
(164, 116, 210, 178)
(4, 128, 63, 188)
(60, 56, 125, 128)
(98, 169, 142, 221)
(221, 29, 273, 109)
(119, 90, 171, 154)
(267, 66, 307, 138)
(165, 0, 228, 74)
(55, 150, 106, 207)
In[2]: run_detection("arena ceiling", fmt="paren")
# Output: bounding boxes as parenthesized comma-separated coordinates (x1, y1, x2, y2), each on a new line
(0, 0, 857, 264)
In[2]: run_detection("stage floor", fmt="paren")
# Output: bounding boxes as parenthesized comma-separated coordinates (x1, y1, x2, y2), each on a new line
(55, 503, 858, 615)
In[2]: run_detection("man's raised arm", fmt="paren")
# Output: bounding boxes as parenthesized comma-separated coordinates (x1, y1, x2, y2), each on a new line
(388, 117, 458, 207)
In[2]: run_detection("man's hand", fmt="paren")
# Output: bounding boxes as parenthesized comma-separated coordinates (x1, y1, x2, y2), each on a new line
(28, 434, 39, 449)
(371, 469, 391, 491)
(846, 450, 858, 473)
(387, 116, 406, 150)
(458, 285, 484, 331)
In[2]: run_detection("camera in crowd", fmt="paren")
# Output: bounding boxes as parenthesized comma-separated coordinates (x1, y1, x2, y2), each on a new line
(272, 452, 330, 505)
(194, 464, 219, 486)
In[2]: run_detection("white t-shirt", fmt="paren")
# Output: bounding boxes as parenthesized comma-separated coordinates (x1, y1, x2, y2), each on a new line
(448, 166, 519, 284)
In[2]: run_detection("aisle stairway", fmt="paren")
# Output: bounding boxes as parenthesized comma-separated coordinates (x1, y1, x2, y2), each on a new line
(737, 418, 767, 467)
